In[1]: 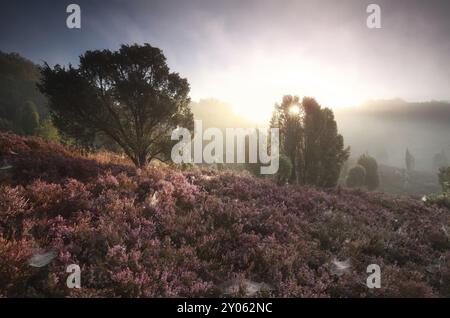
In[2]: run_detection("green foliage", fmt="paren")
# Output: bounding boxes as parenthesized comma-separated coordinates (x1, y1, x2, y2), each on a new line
(20, 101, 40, 135)
(270, 95, 349, 187)
(346, 164, 366, 188)
(38, 44, 194, 168)
(37, 117, 59, 141)
(271, 95, 303, 183)
(438, 166, 450, 193)
(357, 154, 380, 190)
(423, 166, 450, 209)
(0, 51, 47, 134)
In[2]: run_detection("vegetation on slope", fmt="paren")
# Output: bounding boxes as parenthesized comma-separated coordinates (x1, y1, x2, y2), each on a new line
(0, 133, 449, 297)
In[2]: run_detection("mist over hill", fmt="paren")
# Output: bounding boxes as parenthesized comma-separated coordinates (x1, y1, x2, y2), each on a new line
(190, 98, 450, 174)
(334, 99, 450, 172)
(2, 49, 447, 175)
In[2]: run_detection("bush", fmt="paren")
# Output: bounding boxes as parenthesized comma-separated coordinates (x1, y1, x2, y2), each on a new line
(424, 166, 450, 208)
(438, 166, 450, 192)
(357, 154, 380, 190)
(37, 117, 59, 142)
(346, 165, 366, 188)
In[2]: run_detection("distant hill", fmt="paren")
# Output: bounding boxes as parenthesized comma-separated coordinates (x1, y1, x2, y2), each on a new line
(335, 99, 450, 172)
(0, 51, 48, 133)
(378, 164, 440, 196)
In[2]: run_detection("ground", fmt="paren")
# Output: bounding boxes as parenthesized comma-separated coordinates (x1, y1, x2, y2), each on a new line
(0, 133, 449, 297)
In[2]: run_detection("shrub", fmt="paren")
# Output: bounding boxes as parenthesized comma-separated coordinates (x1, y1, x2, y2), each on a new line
(425, 166, 450, 208)
(357, 154, 380, 190)
(346, 165, 366, 188)
(438, 166, 450, 192)
(37, 117, 60, 142)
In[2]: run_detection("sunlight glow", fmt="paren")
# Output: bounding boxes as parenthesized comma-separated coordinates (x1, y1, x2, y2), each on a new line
(289, 105, 300, 115)
(191, 50, 371, 124)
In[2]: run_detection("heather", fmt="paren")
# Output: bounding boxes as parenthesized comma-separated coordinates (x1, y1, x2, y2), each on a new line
(1, 133, 450, 297)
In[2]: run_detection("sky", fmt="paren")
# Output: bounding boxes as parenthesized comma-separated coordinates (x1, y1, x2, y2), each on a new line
(1, 0, 450, 122)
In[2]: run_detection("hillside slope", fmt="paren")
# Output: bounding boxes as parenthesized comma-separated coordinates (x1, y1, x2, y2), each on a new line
(0, 133, 449, 297)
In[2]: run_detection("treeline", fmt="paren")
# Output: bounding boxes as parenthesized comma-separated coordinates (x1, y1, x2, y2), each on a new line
(0, 51, 126, 151)
(0, 51, 58, 140)
(9, 47, 443, 192)
(0, 47, 352, 188)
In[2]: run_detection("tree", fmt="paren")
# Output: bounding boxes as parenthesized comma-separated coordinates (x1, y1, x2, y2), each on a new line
(270, 95, 349, 186)
(21, 100, 40, 135)
(38, 44, 194, 167)
(405, 148, 415, 171)
(311, 105, 349, 187)
(270, 95, 303, 182)
(425, 166, 450, 209)
(276, 154, 293, 185)
(357, 154, 379, 190)
(346, 165, 366, 188)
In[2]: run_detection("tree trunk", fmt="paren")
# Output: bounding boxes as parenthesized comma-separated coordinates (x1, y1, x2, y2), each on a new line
(136, 152, 147, 168)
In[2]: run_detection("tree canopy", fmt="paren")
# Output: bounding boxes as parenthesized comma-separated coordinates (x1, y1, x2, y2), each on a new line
(270, 95, 349, 187)
(38, 44, 194, 167)
(346, 164, 367, 188)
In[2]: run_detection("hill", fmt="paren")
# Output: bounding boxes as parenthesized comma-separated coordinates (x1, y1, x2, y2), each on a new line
(0, 51, 48, 134)
(335, 99, 450, 172)
(0, 133, 449, 297)
(378, 164, 440, 196)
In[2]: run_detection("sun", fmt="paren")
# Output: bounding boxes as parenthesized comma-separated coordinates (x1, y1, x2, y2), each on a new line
(192, 51, 368, 125)
(289, 105, 301, 115)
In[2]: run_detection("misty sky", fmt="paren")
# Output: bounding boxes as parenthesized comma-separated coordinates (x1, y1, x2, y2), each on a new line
(1, 0, 449, 122)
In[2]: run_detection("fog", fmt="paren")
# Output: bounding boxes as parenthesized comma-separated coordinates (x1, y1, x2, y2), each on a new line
(191, 98, 450, 173)
(335, 99, 450, 172)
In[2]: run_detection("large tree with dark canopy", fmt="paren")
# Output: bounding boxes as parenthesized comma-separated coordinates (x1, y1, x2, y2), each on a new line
(39, 44, 193, 167)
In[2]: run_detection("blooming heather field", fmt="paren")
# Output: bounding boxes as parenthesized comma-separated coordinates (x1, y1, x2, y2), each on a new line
(0, 133, 449, 297)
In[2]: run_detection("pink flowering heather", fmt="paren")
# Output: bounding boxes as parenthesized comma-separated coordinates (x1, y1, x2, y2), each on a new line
(0, 133, 449, 297)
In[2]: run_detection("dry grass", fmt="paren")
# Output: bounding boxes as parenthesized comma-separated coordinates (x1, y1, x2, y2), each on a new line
(86, 150, 134, 167)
